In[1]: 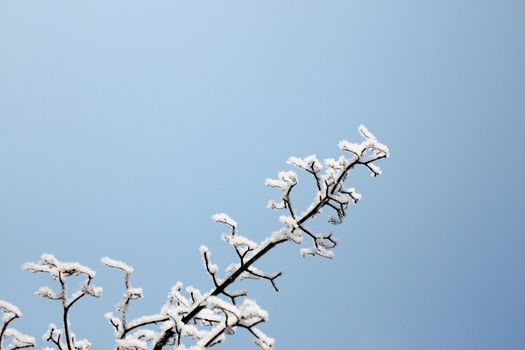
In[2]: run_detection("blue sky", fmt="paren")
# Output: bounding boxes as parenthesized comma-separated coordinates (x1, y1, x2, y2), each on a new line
(1, 1, 524, 349)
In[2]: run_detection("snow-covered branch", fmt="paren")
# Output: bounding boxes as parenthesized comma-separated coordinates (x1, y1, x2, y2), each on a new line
(102, 257, 169, 349)
(22, 255, 101, 350)
(150, 125, 389, 349)
(0, 300, 35, 350)
(10, 125, 388, 350)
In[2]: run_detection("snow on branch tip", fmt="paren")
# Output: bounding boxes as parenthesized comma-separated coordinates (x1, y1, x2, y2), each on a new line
(0, 299, 22, 317)
(212, 213, 237, 228)
(0, 300, 36, 349)
(101, 256, 134, 274)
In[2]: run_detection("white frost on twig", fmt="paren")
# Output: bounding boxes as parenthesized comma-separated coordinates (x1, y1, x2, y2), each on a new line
(22, 254, 96, 279)
(36, 287, 62, 300)
(101, 257, 134, 274)
(3, 328, 36, 348)
(287, 154, 322, 173)
(117, 337, 148, 350)
(0, 300, 22, 318)
(211, 213, 237, 229)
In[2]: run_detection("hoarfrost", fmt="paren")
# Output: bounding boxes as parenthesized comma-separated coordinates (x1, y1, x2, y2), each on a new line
(0, 300, 22, 317)
(101, 257, 134, 274)
(117, 337, 148, 350)
(211, 213, 237, 228)
(3, 328, 36, 348)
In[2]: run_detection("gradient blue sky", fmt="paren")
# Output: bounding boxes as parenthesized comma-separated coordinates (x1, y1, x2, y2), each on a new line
(1, 1, 524, 349)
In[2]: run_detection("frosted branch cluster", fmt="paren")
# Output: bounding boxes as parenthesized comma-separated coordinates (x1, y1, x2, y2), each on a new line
(101, 257, 168, 350)
(21, 254, 102, 350)
(0, 300, 35, 350)
(5, 125, 388, 350)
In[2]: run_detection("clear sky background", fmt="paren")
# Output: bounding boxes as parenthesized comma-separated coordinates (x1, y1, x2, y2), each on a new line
(1, 1, 524, 349)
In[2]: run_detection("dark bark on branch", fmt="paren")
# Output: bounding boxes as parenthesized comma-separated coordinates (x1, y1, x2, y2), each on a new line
(152, 238, 287, 350)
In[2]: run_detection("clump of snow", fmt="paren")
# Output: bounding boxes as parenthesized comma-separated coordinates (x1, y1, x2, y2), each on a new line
(211, 213, 237, 228)
(36, 287, 61, 300)
(368, 163, 382, 176)
(3, 328, 36, 348)
(199, 245, 209, 255)
(22, 253, 96, 279)
(117, 337, 147, 350)
(278, 216, 297, 228)
(101, 257, 134, 274)
(0, 300, 22, 317)
(223, 234, 257, 250)
(287, 154, 322, 172)
(73, 338, 92, 350)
